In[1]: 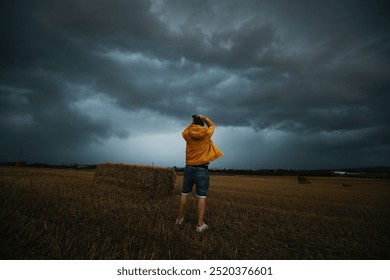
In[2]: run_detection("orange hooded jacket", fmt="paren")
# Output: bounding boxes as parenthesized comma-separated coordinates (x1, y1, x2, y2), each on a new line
(182, 117, 224, 165)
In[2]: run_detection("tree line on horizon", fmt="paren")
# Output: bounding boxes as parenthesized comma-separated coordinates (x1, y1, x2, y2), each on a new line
(1, 161, 389, 178)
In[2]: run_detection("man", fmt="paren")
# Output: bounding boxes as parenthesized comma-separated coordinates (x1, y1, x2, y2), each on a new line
(176, 114, 224, 232)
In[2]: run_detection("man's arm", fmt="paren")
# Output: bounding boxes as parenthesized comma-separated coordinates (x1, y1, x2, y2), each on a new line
(197, 115, 213, 127)
(197, 115, 215, 136)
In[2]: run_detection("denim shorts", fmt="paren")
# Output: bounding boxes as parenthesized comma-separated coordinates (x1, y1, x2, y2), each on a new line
(181, 165, 210, 198)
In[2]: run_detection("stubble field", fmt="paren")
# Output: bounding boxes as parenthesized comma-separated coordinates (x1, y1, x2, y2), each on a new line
(0, 166, 389, 259)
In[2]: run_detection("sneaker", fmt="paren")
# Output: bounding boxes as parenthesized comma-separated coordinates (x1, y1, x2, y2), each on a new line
(175, 217, 184, 225)
(196, 223, 209, 233)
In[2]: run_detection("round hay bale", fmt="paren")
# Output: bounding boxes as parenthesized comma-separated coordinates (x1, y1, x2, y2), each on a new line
(93, 163, 176, 198)
(298, 176, 311, 184)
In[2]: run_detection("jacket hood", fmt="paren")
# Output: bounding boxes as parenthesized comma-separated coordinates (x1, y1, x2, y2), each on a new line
(188, 125, 208, 140)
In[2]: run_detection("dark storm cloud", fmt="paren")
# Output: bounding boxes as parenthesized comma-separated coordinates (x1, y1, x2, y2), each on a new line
(1, 0, 389, 168)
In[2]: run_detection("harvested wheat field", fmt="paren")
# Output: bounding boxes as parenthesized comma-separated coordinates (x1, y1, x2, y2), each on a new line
(0, 166, 389, 260)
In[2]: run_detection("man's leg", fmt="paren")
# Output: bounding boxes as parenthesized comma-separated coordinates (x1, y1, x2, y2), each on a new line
(197, 197, 206, 227)
(195, 168, 209, 229)
(177, 194, 188, 221)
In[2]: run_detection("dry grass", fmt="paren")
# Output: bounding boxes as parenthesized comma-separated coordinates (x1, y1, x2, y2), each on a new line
(0, 167, 389, 260)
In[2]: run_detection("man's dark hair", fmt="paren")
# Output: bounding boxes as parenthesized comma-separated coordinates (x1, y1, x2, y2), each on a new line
(192, 115, 204, 126)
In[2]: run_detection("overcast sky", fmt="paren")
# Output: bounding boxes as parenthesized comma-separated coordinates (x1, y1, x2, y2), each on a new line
(1, 0, 389, 169)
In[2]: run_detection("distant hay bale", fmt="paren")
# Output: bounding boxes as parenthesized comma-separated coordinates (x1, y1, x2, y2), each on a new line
(297, 176, 311, 184)
(342, 183, 352, 187)
(93, 163, 176, 198)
